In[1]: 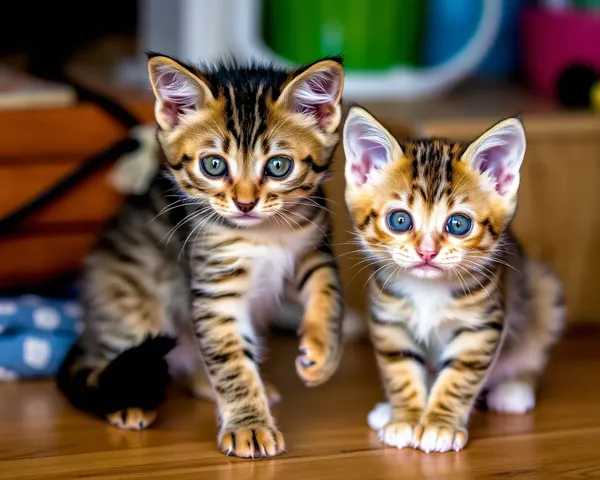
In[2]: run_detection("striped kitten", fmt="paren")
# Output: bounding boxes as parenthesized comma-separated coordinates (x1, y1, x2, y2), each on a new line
(342, 107, 565, 453)
(57, 53, 346, 458)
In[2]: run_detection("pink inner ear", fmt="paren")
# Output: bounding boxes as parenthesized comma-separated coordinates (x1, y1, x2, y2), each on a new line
(346, 120, 390, 186)
(154, 66, 200, 127)
(350, 154, 373, 185)
(161, 101, 184, 126)
(293, 69, 340, 128)
(475, 141, 519, 195)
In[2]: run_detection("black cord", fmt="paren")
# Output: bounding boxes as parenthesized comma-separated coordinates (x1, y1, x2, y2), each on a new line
(0, 138, 140, 235)
(0, 68, 146, 236)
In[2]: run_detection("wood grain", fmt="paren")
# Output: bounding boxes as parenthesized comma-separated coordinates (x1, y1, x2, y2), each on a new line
(0, 162, 123, 226)
(0, 232, 100, 287)
(0, 328, 597, 479)
(0, 102, 154, 158)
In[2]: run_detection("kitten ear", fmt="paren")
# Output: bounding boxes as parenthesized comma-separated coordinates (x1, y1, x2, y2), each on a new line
(278, 57, 344, 132)
(343, 106, 401, 187)
(463, 117, 526, 196)
(147, 54, 214, 131)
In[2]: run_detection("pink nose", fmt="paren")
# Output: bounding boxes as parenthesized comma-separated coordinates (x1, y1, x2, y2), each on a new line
(234, 200, 258, 213)
(417, 249, 438, 263)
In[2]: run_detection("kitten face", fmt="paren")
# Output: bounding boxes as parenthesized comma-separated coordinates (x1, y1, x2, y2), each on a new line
(147, 54, 344, 228)
(343, 107, 526, 280)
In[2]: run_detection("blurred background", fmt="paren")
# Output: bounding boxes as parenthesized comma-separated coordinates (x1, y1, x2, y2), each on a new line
(0, 0, 599, 381)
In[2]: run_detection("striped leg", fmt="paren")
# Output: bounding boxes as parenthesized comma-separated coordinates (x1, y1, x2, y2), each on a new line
(294, 246, 344, 387)
(191, 261, 284, 458)
(370, 314, 428, 449)
(414, 319, 503, 453)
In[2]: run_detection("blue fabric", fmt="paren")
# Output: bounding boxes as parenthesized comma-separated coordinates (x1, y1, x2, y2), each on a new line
(0, 294, 80, 381)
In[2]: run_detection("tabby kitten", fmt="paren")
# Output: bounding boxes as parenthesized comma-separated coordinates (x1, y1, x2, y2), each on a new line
(342, 107, 565, 453)
(57, 53, 346, 458)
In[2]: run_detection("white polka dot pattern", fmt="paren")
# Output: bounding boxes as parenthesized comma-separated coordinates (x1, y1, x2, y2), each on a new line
(33, 307, 60, 330)
(0, 301, 17, 316)
(23, 337, 52, 370)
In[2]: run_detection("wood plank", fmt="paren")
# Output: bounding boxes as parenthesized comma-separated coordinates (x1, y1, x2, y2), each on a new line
(0, 100, 154, 159)
(0, 328, 597, 479)
(0, 231, 101, 286)
(0, 163, 123, 226)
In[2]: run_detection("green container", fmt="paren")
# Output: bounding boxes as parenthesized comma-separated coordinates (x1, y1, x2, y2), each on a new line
(262, 0, 425, 71)
(572, 0, 600, 9)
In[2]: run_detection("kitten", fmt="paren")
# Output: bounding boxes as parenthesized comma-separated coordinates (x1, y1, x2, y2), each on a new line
(57, 53, 347, 458)
(342, 106, 565, 453)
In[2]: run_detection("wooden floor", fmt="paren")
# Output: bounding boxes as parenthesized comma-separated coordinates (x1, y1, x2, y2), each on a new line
(1, 328, 599, 480)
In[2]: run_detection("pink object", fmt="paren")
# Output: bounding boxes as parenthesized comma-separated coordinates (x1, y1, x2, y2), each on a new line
(521, 6, 600, 100)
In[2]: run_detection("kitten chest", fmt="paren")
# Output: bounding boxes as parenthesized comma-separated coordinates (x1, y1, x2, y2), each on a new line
(393, 276, 455, 343)
(224, 224, 320, 321)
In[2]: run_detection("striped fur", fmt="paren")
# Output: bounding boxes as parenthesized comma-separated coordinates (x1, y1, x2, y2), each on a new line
(57, 54, 346, 458)
(343, 107, 565, 453)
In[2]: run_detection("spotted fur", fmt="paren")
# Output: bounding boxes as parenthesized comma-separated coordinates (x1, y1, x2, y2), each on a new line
(57, 54, 347, 458)
(343, 107, 565, 453)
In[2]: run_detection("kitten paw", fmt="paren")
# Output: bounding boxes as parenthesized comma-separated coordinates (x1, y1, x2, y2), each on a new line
(219, 426, 285, 458)
(367, 402, 392, 430)
(295, 335, 339, 387)
(379, 421, 417, 449)
(106, 408, 157, 430)
(487, 380, 535, 414)
(412, 423, 468, 453)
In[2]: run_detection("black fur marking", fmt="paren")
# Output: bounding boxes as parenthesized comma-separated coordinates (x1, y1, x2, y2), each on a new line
(451, 275, 494, 298)
(298, 261, 337, 290)
(451, 321, 503, 341)
(482, 218, 499, 240)
(204, 352, 232, 365)
(192, 288, 241, 299)
(411, 158, 418, 179)
(222, 86, 240, 145)
(252, 430, 261, 453)
(445, 156, 453, 183)
(243, 349, 256, 363)
(231, 432, 237, 452)
(56, 336, 177, 418)
(96, 236, 140, 265)
(302, 155, 329, 174)
(377, 349, 426, 365)
(441, 357, 492, 372)
(207, 238, 244, 250)
(358, 210, 377, 230)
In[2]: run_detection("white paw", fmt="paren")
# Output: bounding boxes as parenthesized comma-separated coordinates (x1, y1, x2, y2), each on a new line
(487, 380, 535, 414)
(379, 421, 415, 449)
(367, 402, 392, 430)
(414, 424, 467, 453)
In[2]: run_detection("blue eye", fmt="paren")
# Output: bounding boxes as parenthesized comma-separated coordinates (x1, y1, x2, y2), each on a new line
(387, 210, 413, 233)
(447, 214, 472, 236)
(265, 157, 293, 178)
(201, 156, 228, 178)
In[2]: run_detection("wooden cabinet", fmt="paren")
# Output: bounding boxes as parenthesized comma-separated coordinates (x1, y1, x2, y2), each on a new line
(0, 101, 154, 287)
